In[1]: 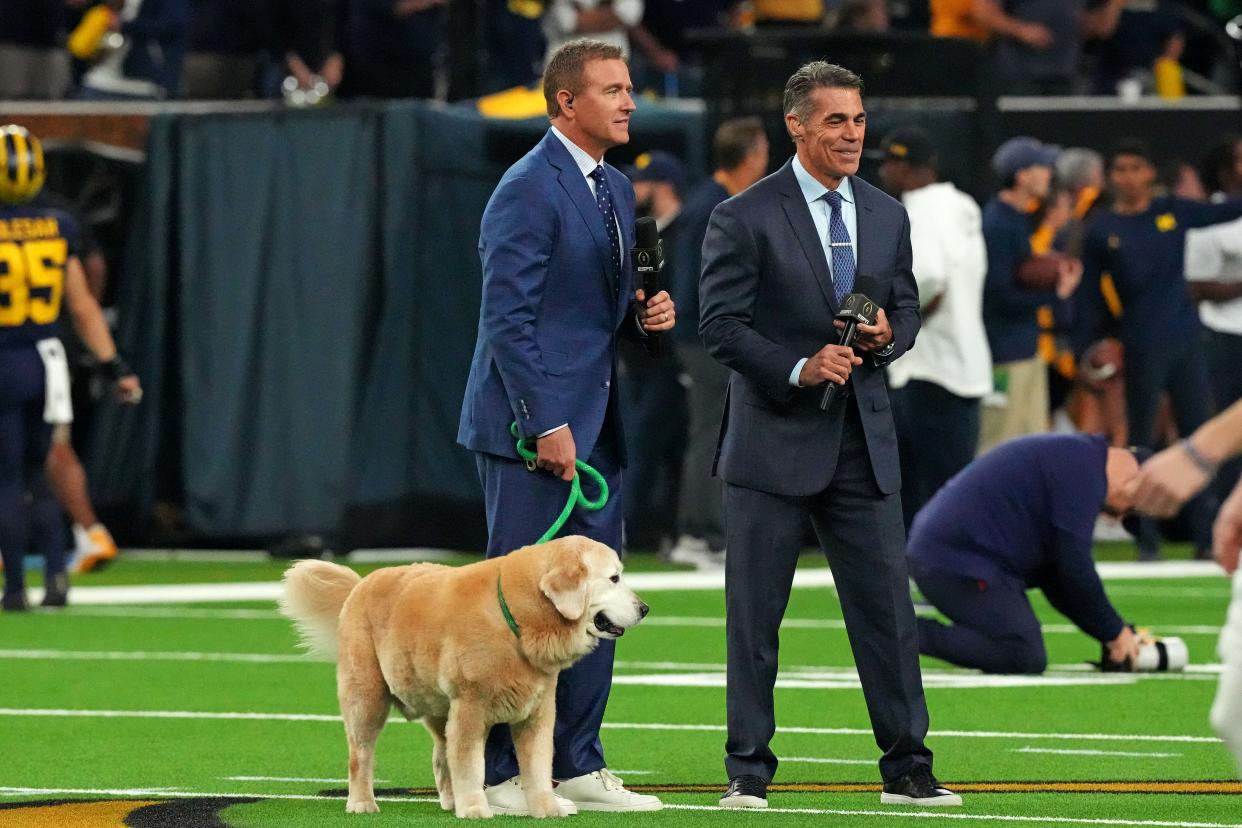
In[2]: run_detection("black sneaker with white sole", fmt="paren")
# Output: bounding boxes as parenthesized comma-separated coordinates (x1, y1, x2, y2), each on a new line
(719, 775, 767, 809)
(881, 766, 962, 807)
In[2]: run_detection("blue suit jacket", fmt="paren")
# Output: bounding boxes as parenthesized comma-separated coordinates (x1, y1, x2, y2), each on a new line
(699, 160, 921, 496)
(458, 129, 638, 464)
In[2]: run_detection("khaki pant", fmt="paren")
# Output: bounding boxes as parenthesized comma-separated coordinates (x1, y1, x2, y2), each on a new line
(0, 45, 71, 99)
(978, 355, 1048, 456)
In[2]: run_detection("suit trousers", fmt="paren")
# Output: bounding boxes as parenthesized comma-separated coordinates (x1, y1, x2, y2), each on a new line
(473, 427, 624, 784)
(723, 398, 932, 784)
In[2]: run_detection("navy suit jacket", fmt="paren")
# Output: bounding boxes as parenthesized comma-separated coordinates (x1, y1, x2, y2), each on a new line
(458, 129, 638, 464)
(699, 160, 920, 496)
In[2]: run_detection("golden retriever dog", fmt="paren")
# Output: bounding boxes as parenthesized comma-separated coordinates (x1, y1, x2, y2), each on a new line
(279, 535, 648, 819)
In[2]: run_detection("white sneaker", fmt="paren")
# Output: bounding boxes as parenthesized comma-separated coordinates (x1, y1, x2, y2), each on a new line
(555, 769, 662, 812)
(667, 535, 710, 566)
(1093, 515, 1132, 542)
(484, 776, 578, 816)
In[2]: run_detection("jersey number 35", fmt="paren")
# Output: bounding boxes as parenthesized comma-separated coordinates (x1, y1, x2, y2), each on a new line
(0, 239, 66, 327)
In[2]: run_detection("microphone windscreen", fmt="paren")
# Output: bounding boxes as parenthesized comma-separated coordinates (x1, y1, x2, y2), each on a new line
(635, 216, 659, 248)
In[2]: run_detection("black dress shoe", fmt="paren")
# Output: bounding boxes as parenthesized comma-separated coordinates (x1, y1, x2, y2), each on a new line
(881, 766, 962, 806)
(720, 775, 767, 809)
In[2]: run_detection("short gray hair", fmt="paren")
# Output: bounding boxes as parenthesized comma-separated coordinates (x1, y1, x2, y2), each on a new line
(1056, 148, 1104, 190)
(783, 61, 864, 126)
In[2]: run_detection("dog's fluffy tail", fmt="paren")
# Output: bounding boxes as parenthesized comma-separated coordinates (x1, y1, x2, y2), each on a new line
(278, 560, 362, 660)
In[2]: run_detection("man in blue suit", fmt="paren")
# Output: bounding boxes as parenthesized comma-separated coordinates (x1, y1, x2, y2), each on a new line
(457, 38, 674, 815)
(700, 62, 961, 809)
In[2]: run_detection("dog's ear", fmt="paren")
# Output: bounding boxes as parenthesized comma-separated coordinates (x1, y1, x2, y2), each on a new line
(540, 556, 590, 621)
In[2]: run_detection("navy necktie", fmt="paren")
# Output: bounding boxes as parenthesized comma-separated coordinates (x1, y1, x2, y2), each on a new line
(590, 165, 622, 278)
(824, 189, 855, 304)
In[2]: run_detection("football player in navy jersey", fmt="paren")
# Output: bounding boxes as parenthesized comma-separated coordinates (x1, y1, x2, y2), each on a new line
(0, 125, 141, 610)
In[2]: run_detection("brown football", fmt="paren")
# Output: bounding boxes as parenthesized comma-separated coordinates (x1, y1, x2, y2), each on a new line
(1081, 338, 1124, 384)
(1015, 254, 1063, 290)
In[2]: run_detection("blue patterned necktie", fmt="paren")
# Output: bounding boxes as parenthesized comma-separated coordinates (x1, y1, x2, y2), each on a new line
(590, 165, 622, 278)
(824, 189, 855, 304)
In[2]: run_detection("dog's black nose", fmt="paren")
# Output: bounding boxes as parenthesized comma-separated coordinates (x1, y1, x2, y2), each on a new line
(637, 601, 649, 618)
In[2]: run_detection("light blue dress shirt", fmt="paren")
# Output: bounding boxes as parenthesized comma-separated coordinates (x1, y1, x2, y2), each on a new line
(788, 156, 858, 386)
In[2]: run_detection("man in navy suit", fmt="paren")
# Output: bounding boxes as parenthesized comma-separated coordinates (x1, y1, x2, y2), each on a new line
(457, 38, 673, 815)
(700, 62, 962, 809)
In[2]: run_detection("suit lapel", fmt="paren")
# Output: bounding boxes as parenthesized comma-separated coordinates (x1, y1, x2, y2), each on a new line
(543, 132, 620, 295)
(851, 177, 877, 281)
(607, 164, 632, 325)
(777, 162, 838, 314)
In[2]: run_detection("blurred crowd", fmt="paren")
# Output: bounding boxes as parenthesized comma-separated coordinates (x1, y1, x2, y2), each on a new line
(1, 0, 1239, 103)
(619, 120, 1242, 564)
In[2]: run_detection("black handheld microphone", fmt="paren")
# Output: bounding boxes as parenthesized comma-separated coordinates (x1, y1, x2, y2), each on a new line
(633, 216, 664, 358)
(819, 291, 879, 411)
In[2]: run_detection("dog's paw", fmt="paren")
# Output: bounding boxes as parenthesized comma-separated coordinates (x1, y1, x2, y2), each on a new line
(438, 791, 455, 812)
(455, 802, 492, 820)
(345, 799, 380, 814)
(526, 792, 561, 819)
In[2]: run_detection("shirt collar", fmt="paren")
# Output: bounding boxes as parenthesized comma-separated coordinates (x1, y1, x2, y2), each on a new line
(791, 155, 854, 207)
(551, 125, 603, 179)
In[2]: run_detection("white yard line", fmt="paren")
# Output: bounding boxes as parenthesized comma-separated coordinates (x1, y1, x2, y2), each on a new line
(1010, 748, 1181, 758)
(0, 786, 435, 804)
(601, 722, 1223, 745)
(0, 786, 1234, 828)
(33, 607, 1225, 636)
(223, 775, 389, 784)
(0, 707, 1221, 744)
(65, 606, 283, 619)
(782, 756, 878, 765)
(0, 649, 319, 664)
(644, 617, 1224, 636)
(25, 560, 1225, 605)
(0, 649, 1218, 686)
(662, 803, 1242, 828)
(613, 672, 1155, 690)
(1104, 586, 1231, 599)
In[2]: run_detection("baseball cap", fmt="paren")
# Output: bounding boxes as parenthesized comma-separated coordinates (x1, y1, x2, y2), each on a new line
(992, 137, 1060, 180)
(625, 151, 687, 190)
(877, 126, 938, 167)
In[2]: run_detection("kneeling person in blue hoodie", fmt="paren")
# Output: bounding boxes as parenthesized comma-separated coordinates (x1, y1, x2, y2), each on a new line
(907, 434, 1145, 674)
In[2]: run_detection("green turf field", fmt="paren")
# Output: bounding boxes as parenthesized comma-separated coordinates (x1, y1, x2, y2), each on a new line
(0, 551, 1238, 827)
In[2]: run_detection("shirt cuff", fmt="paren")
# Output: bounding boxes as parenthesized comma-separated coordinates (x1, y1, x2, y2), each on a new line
(537, 423, 568, 438)
(789, 358, 808, 387)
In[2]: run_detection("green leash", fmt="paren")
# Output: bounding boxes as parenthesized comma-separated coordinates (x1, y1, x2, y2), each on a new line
(509, 422, 609, 544)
